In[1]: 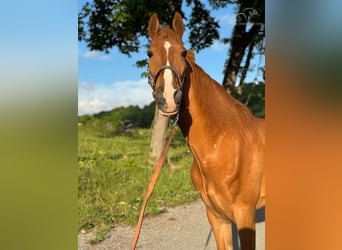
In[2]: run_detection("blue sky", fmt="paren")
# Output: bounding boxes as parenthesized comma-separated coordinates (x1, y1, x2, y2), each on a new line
(0, 0, 77, 121)
(78, 1, 265, 115)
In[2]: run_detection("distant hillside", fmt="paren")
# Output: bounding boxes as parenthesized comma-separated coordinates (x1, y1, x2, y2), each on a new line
(78, 102, 155, 137)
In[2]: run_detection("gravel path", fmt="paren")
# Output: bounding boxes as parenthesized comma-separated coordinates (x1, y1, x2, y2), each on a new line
(78, 200, 265, 250)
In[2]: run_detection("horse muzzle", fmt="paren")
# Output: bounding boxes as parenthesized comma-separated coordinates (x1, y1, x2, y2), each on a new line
(154, 87, 182, 116)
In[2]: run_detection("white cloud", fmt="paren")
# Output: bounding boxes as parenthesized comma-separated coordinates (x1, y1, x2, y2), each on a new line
(210, 41, 228, 52)
(217, 13, 236, 27)
(78, 79, 154, 115)
(79, 50, 110, 60)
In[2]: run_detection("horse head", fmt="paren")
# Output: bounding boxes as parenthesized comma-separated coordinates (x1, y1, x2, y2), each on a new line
(147, 12, 188, 116)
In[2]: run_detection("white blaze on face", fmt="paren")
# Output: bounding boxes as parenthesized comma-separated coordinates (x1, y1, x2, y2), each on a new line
(163, 41, 177, 112)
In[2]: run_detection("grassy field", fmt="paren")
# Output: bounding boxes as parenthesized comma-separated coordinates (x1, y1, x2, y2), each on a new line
(78, 126, 198, 243)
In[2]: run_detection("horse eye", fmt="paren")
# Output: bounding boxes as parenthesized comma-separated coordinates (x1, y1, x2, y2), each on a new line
(181, 50, 187, 58)
(147, 50, 153, 58)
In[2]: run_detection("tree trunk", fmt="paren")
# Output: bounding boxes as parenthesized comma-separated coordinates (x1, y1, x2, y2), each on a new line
(222, 5, 262, 93)
(148, 104, 169, 164)
(222, 17, 247, 92)
(239, 41, 254, 87)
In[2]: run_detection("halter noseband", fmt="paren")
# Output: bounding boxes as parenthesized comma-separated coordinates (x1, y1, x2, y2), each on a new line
(148, 64, 187, 94)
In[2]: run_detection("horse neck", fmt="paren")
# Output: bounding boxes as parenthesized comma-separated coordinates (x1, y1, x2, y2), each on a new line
(178, 62, 258, 143)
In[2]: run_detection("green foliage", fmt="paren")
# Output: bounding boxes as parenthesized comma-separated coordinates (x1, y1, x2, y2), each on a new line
(187, 0, 220, 52)
(79, 0, 221, 57)
(233, 82, 265, 118)
(208, 0, 232, 9)
(79, 1, 181, 55)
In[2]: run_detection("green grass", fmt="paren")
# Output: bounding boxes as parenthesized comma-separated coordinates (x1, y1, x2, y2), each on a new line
(78, 126, 198, 243)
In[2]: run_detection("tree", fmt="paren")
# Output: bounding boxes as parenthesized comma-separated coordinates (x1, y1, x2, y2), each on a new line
(79, 0, 265, 161)
(79, 0, 219, 57)
(221, 0, 265, 94)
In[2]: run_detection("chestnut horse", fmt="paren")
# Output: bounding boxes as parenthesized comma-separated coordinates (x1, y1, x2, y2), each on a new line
(147, 12, 265, 250)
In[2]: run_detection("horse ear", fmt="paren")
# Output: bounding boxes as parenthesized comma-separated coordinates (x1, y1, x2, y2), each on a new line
(172, 12, 184, 38)
(148, 13, 160, 38)
(186, 50, 195, 63)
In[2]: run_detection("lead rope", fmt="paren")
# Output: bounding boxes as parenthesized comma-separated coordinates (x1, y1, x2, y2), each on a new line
(131, 116, 178, 250)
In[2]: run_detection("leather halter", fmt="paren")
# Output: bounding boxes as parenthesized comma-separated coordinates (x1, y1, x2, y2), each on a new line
(148, 64, 187, 94)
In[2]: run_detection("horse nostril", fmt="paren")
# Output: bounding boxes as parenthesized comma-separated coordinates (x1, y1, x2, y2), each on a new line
(174, 89, 182, 103)
(157, 86, 164, 93)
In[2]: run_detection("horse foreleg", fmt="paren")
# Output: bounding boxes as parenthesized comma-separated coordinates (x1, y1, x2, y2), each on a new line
(206, 208, 233, 250)
(234, 206, 256, 250)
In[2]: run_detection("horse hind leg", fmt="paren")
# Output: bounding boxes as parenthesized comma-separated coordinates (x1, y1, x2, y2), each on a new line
(206, 208, 234, 250)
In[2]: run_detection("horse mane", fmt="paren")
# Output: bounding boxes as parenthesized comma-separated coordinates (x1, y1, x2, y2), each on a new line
(185, 55, 259, 141)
